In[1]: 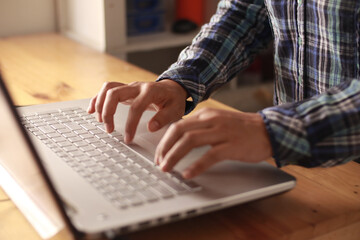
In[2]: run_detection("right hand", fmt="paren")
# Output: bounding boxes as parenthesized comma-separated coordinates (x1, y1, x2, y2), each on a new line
(87, 80, 188, 143)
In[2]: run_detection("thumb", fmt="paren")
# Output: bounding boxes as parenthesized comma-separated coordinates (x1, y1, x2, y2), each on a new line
(148, 107, 183, 132)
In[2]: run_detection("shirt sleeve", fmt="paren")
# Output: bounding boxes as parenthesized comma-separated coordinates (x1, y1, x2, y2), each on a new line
(259, 79, 360, 168)
(157, 0, 273, 114)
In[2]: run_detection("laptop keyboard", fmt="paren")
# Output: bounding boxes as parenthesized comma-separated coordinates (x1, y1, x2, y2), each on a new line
(20, 107, 201, 209)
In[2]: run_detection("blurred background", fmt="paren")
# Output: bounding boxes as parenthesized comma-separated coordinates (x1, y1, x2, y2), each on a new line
(0, 0, 274, 112)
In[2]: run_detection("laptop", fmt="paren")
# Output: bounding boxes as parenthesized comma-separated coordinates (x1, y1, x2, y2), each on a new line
(0, 71, 296, 240)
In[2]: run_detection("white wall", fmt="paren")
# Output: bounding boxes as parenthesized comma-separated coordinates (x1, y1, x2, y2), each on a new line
(0, 0, 56, 37)
(57, 0, 106, 51)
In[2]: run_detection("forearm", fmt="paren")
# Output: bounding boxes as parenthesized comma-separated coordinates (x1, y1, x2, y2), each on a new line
(157, 0, 273, 113)
(260, 79, 360, 168)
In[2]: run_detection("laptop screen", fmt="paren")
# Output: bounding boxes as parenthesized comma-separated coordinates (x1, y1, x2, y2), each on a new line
(0, 72, 74, 239)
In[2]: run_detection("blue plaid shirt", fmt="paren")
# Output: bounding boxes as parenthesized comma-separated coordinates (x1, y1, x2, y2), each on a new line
(157, 0, 360, 168)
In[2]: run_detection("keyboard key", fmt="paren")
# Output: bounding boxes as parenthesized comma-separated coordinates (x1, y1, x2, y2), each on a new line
(79, 145, 95, 152)
(80, 123, 97, 130)
(150, 184, 174, 198)
(95, 124, 105, 131)
(33, 121, 47, 127)
(63, 145, 78, 152)
(57, 128, 71, 134)
(37, 134, 48, 140)
(139, 175, 157, 185)
(38, 125, 55, 134)
(160, 178, 188, 194)
(183, 181, 202, 191)
(150, 170, 168, 180)
(68, 136, 82, 142)
(47, 132, 62, 138)
(85, 138, 99, 144)
(92, 155, 109, 162)
(126, 194, 144, 206)
(62, 132, 77, 138)
(56, 141, 72, 147)
(79, 133, 93, 139)
(75, 155, 90, 162)
(128, 181, 146, 190)
(86, 150, 101, 157)
(110, 155, 128, 163)
(104, 150, 120, 158)
(64, 122, 82, 130)
(52, 136, 67, 142)
(89, 128, 103, 135)
(97, 146, 112, 153)
(69, 150, 84, 157)
(74, 129, 88, 135)
(74, 141, 89, 147)
(140, 189, 159, 202)
(99, 160, 116, 168)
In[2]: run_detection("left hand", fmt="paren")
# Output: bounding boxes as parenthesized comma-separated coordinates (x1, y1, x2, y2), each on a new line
(155, 108, 273, 179)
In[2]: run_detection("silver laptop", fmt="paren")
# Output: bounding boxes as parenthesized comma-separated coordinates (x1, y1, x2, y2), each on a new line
(0, 72, 296, 239)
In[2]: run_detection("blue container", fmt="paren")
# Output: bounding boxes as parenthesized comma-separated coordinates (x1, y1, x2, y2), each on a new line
(127, 11, 165, 36)
(126, 0, 165, 14)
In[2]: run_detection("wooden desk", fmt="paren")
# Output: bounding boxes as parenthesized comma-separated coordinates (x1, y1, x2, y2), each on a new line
(0, 34, 359, 240)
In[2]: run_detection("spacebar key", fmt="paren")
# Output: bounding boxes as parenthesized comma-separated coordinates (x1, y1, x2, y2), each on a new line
(64, 122, 82, 130)
(160, 178, 188, 194)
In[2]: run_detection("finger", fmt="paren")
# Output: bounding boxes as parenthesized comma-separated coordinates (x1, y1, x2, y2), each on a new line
(155, 116, 212, 165)
(95, 82, 124, 122)
(87, 95, 97, 113)
(124, 92, 154, 143)
(147, 105, 183, 132)
(182, 143, 227, 179)
(160, 128, 225, 172)
(102, 86, 140, 133)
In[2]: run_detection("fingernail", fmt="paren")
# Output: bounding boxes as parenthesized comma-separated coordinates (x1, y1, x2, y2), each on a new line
(154, 155, 159, 165)
(105, 123, 111, 133)
(124, 134, 131, 144)
(183, 170, 192, 179)
(149, 121, 160, 131)
(160, 160, 167, 171)
(97, 113, 102, 122)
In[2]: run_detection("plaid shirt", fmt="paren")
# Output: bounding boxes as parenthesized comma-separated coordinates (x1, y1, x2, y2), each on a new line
(157, 0, 360, 167)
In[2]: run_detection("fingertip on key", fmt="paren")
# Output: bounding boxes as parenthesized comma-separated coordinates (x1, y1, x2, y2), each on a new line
(182, 169, 193, 179)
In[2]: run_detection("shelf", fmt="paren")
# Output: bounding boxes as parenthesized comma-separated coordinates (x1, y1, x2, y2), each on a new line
(114, 29, 199, 53)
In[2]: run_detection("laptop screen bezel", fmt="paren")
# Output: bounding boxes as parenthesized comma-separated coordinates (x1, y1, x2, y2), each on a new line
(0, 70, 84, 239)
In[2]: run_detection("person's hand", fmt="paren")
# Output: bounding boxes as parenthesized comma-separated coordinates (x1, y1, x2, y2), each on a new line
(155, 108, 273, 179)
(87, 80, 187, 143)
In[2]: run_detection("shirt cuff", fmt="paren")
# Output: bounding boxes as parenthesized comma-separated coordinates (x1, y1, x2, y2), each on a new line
(157, 65, 207, 114)
(259, 105, 312, 168)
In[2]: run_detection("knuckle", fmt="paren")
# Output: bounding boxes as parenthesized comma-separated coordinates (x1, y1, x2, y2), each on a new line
(169, 122, 182, 134)
(194, 161, 206, 172)
(183, 132, 196, 145)
(106, 88, 116, 99)
(141, 82, 154, 94)
(129, 102, 138, 112)
(102, 109, 112, 121)
(129, 81, 139, 86)
(130, 101, 143, 113)
(102, 81, 112, 89)
(209, 150, 221, 162)
(198, 107, 209, 114)
(95, 100, 103, 111)
(204, 148, 219, 161)
(197, 108, 216, 119)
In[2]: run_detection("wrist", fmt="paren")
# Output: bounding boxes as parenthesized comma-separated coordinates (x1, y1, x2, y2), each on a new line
(158, 79, 189, 101)
(254, 113, 273, 159)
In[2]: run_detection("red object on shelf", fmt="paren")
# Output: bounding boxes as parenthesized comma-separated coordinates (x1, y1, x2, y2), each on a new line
(175, 0, 204, 26)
